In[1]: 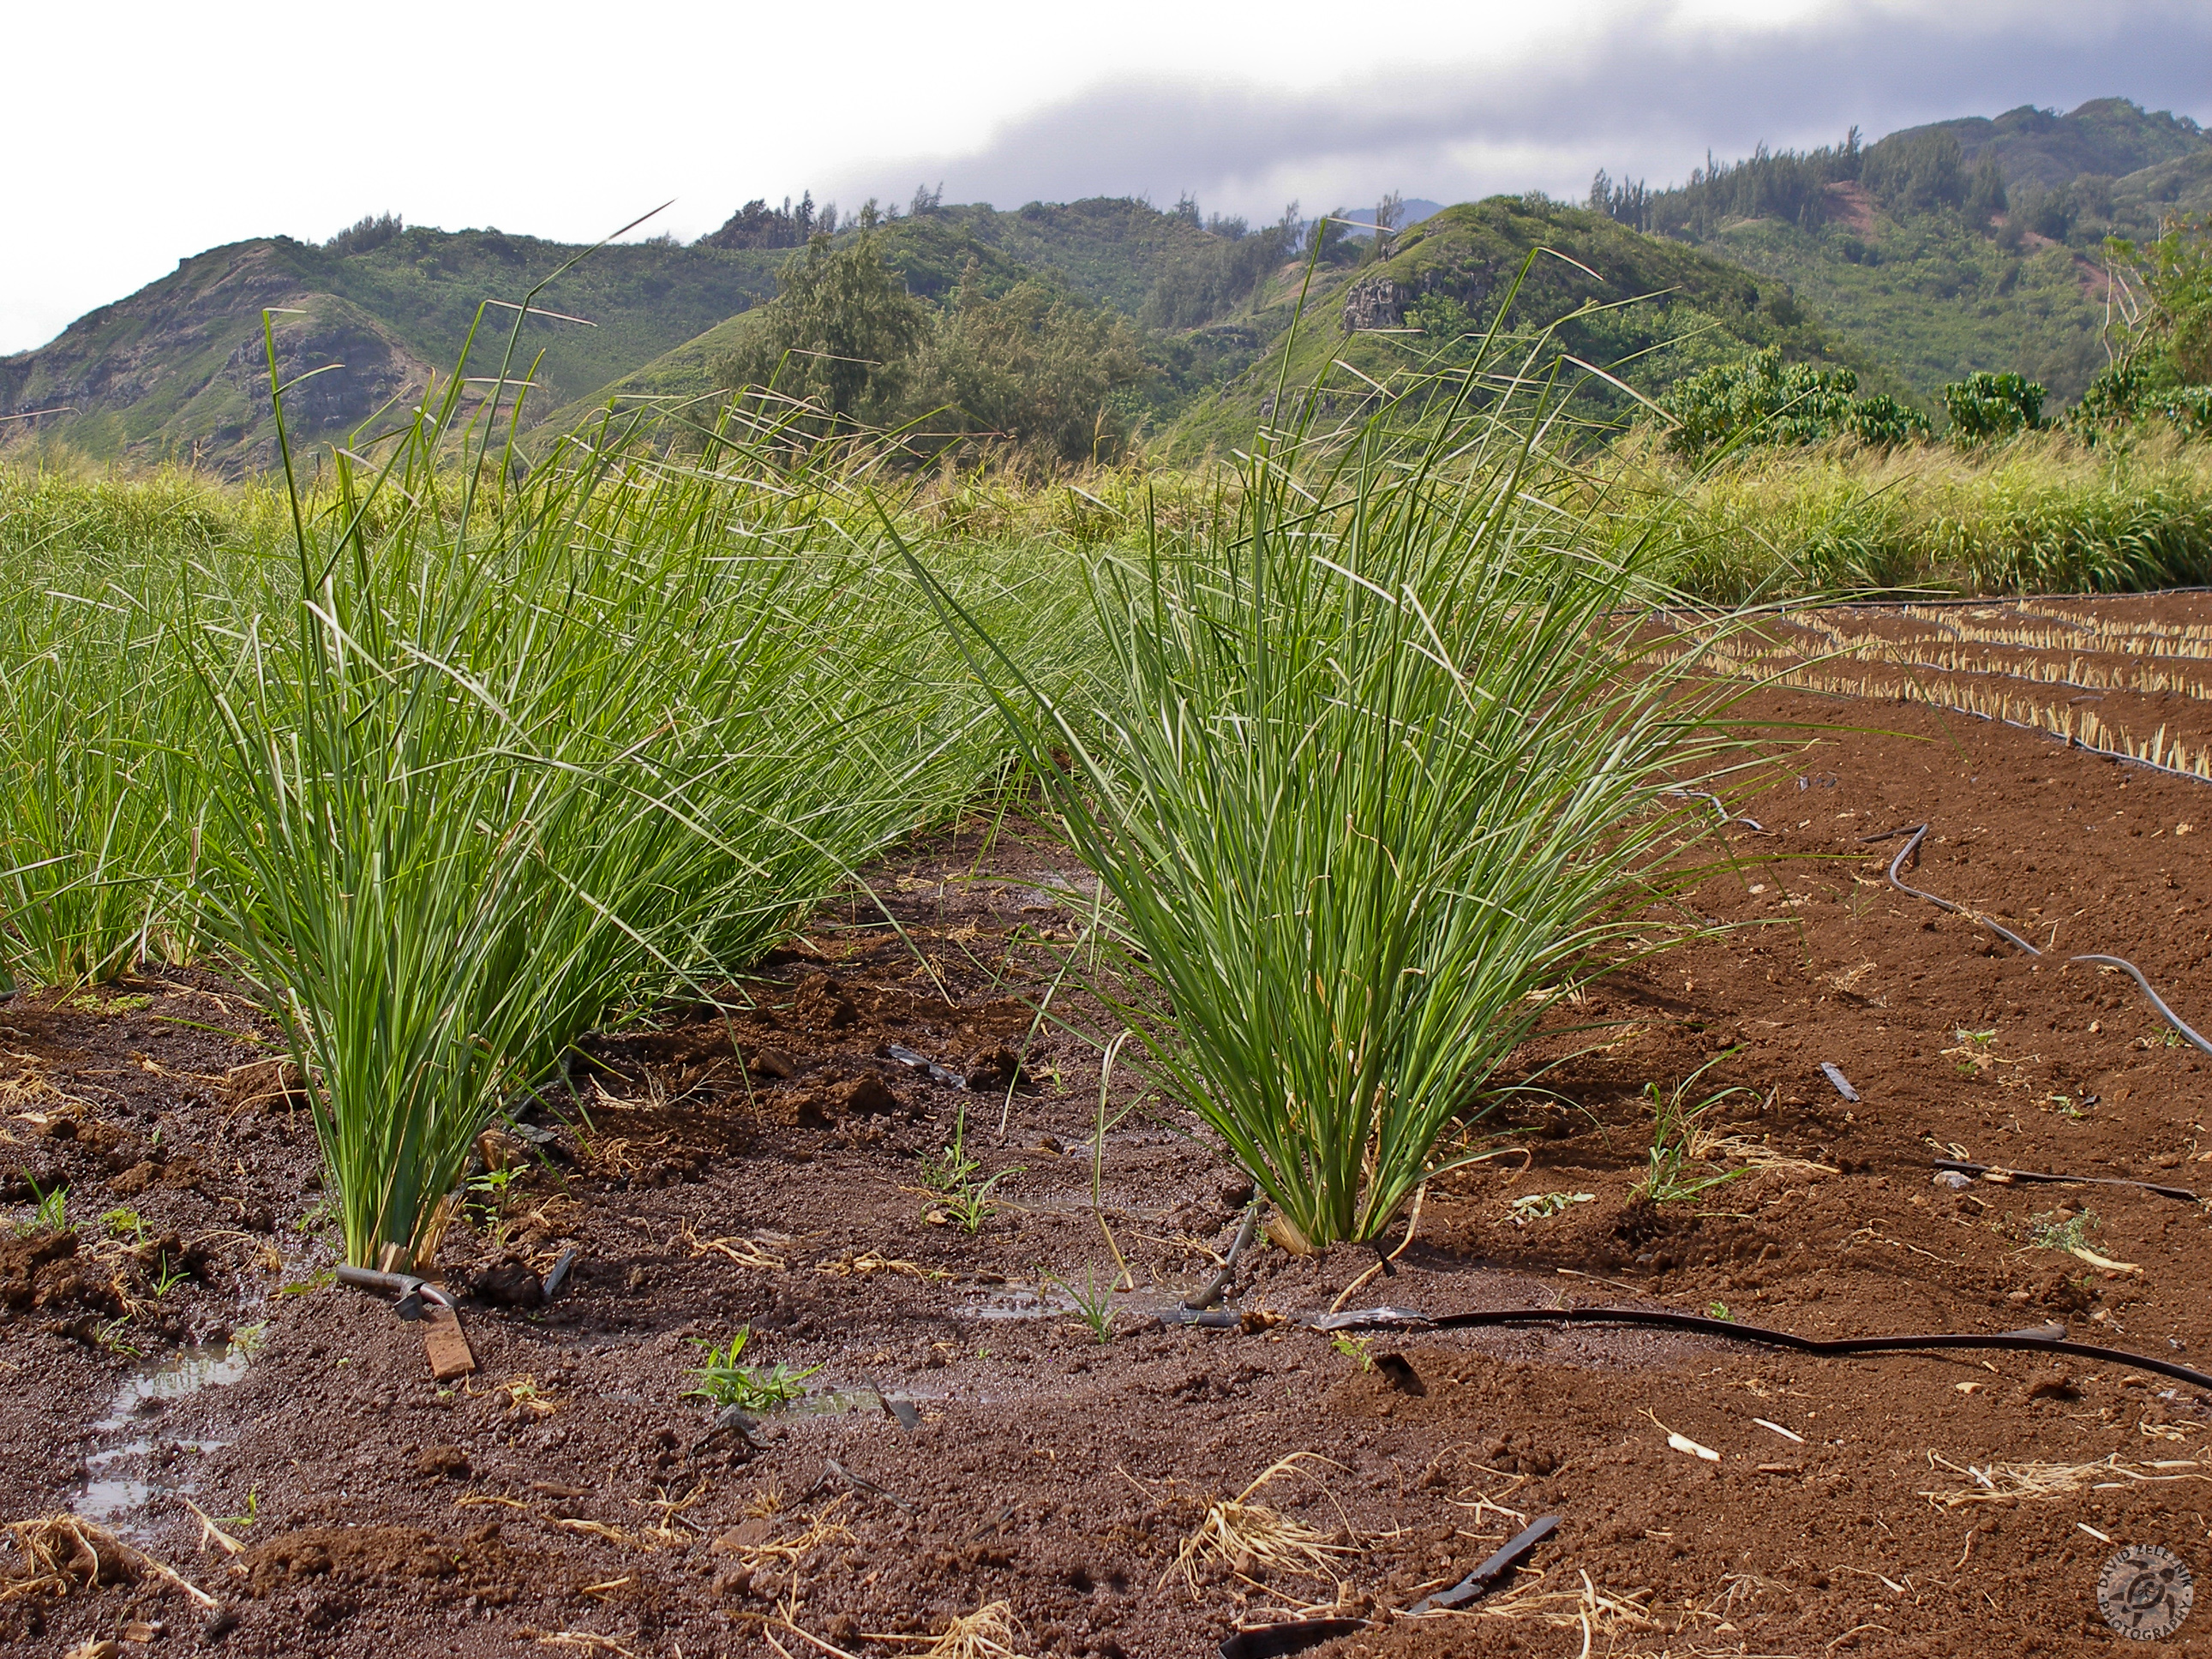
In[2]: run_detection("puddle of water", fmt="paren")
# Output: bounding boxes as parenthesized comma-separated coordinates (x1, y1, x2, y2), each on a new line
(91, 1343, 250, 1432)
(786, 1388, 879, 1418)
(952, 1285, 1076, 1321)
(75, 1339, 253, 1532)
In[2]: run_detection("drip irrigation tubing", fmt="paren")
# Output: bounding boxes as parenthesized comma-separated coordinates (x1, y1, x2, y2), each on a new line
(1859, 822, 2212, 1057)
(1933, 1158, 2197, 1204)
(1184, 1201, 1261, 1310)
(1310, 1304, 2212, 1392)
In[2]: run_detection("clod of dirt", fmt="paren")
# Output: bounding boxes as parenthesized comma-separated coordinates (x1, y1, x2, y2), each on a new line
(795, 973, 858, 1029)
(222, 1057, 305, 1113)
(963, 1044, 1023, 1091)
(710, 1518, 776, 1554)
(2022, 1370, 2081, 1402)
(474, 1127, 529, 1172)
(240, 1525, 501, 1598)
(750, 1046, 799, 1080)
(468, 1256, 543, 1308)
(3, 1513, 141, 1597)
(839, 1075, 905, 1117)
(0, 1231, 79, 1312)
(132, 1232, 204, 1276)
(411, 1446, 471, 1481)
(108, 1160, 161, 1197)
(1374, 1352, 1427, 1397)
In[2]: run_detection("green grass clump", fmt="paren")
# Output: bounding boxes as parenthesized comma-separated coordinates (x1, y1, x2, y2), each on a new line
(916, 284, 1758, 1253)
(683, 1327, 820, 1410)
(175, 320, 1024, 1268)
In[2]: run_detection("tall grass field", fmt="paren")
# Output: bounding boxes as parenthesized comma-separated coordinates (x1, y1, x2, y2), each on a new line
(4, 296, 2206, 1266)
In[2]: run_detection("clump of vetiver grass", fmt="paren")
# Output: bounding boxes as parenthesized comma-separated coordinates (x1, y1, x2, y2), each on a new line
(907, 263, 1761, 1252)
(177, 293, 1016, 1268)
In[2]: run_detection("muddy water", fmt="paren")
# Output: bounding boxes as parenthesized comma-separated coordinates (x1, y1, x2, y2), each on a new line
(75, 1337, 255, 1531)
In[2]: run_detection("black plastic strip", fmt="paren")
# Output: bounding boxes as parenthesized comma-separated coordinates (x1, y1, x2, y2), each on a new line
(1316, 1305, 2212, 1392)
(1219, 1618, 1368, 1659)
(1406, 1514, 1561, 1614)
(1933, 1158, 2197, 1204)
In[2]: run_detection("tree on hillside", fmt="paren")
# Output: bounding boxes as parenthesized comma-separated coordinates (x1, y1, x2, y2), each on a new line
(1862, 129, 1968, 215)
(1140, 210, 1298, 329)
(700, 194, 821, 250)
(714, 242, 1151, 464)
(2069, 216, 2212, 440)
(1941, 371, 2045, 442)
(328, 213, 403, 256)
(712, 233, 928, 427)
(913, 270, 1149, 464)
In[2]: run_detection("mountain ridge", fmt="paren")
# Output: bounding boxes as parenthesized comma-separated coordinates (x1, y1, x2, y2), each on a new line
(9, 98, 2209, 473)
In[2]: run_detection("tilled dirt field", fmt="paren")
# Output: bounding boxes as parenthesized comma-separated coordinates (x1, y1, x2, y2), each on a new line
(4, 600, 2212, 1658)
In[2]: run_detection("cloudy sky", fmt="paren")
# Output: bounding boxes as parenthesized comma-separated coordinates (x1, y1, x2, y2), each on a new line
(4, 0, 2207, 353)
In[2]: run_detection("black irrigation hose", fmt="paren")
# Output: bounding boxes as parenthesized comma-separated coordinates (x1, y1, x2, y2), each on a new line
(1859, 823, 2212, 1057)
(2070, 954, 2212, 1055)
(1184, 1201, 1261, 1311)
(1934, 1157, 2198, 1205)
(1860, 824, 2045, 955)
(1312, 1304, 2212, 1392)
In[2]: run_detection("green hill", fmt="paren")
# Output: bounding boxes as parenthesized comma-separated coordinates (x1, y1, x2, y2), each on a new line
(1167, 195, 1869, 458)
(1890, 97, 2207, 193)
(1602, 99, 2212, 406)
(12, 99, 2209, 476)
(0, 227, 794, 472)
(0, 200, 1265, 474)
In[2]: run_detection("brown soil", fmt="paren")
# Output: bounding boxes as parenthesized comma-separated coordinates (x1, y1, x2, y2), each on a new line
(4, 599, 2212, 1657)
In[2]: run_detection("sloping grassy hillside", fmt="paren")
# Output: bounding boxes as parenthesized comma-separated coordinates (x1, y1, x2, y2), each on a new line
(0, 229, 793, 471)
(1704, 212, 2113, 404)
(0, 201, 1258, 474)
(1168, 196, 1871, 458)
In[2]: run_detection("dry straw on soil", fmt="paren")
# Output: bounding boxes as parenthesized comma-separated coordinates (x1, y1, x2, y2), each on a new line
(1, 1512, 213, 1608)
(1920, 1452, 2207, 1506)
(1150, 1452, 1358, 1592)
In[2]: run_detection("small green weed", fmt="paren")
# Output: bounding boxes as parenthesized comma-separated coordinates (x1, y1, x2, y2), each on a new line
(93, 1315, 140, 1357)
(214, 1489, 261, 1530)
(1635, 1055, 1752, 1204)
(1508, 1191, 1595, 1223)
(102, 1207, 151, 1247)
(1331, 1333, 1376, 1372)
(2026, 1208, 2099, 1254)
(18, 1177, 69, 1235)
(1706, 1300, 1734, 1321)
(683, 1327, 821, 1410)
(228, 1321, 270, 1357)
(1951, 1028, 1998, 1075)
(919, 1109, 1021, 1233)
(66, 994, 153, 1017)
(1049, 1263, 1116, 1344)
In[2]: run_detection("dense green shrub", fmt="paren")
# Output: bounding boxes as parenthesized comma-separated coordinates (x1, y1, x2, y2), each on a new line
(1654, 347, 1931, 460)
(1941, 370, 2047, 443)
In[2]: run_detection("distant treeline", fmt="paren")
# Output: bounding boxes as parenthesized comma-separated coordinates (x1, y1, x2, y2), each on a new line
(693, 186, 1410, 332)
(1593, 128, 2009, 238)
